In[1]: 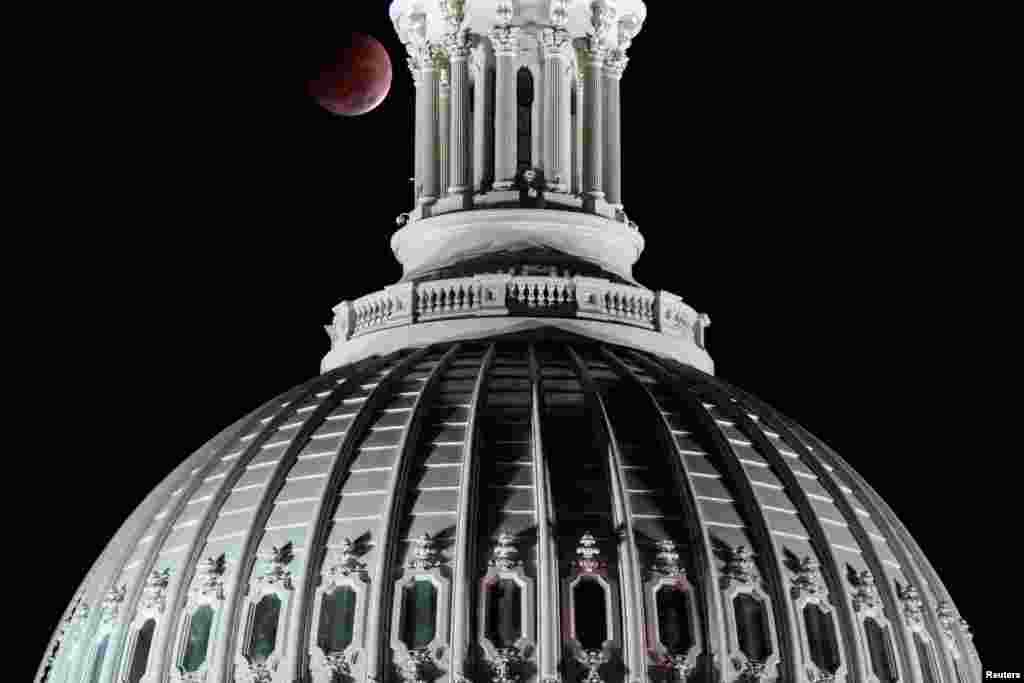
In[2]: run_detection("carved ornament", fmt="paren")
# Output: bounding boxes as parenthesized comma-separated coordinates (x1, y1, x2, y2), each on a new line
(100, 584, 127, 624)
(850, 569, 879, 612)
(322, 538, 368, 586)
(574, 532, 606, 574)
(408, 533, 442, 571)
(489, 531, 522, 570)
(139, 567, 171, 613)
(651, 540, 687, 579)
(897, 583, 924, 630)
(720, 545, 757, 589)
(790, 556, 826, 601)
(192, 554, 228, 601)
(256, 542, 294, 589)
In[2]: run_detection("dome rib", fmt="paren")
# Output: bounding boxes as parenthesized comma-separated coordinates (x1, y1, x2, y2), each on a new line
(210, 353, 406, 683)
(793, 424, 977, 682)
(526, 341, 562, 682)
(724, 382, 919, 682)
(600, 344, 723, 675)
(449, 343, 497, 682)
(364, 343, 464, 683)
(623, 348, 801, 682)
(77, 388, 299, 683)
(565, 344, 648, 680)
(693, 376, 868, 682)
(172, 367, 356, 683)
(287, 346, 431, 683)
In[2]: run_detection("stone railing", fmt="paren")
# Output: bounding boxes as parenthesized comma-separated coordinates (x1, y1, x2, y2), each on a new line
(327, 274, 709, 349)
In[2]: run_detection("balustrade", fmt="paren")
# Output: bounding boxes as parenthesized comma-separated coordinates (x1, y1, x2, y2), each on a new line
(332, 274, 700, 345)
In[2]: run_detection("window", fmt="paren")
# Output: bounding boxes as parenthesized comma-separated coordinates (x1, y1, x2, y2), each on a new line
(734, 594, 772, 662)
(182, 605, 214, 673)
(318, 586, 357, 654)
(574, 578, 608, 650)
(803, 604, 840, 675)
(655, 585, 694, 655)
(89, 635, 110, 683)
(127, 619, 156, 683)
(864, 617, 898, 683)
(249, 594, 282, 664)
(516, 67, 533, 171)
(485, 579, 522, 649)
(915, 633, 938, 683)
(400, 579, 438, 650)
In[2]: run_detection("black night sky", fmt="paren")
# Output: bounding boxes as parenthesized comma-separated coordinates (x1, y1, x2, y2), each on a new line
(29, 1, 1009, 672)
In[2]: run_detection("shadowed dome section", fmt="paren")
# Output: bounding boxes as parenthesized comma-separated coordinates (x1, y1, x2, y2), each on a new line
(38, 331, 978, 683)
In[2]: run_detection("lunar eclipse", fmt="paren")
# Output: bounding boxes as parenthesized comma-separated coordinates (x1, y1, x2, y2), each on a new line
(309, 33, 392, 116)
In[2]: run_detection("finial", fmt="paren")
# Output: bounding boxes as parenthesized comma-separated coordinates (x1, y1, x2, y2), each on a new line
(322, 538, 368, 584)
(652, 539, 687, 578)
(721, 545, 756, 588)
(140, 567, 171, 613)
(194, 554, 228, 600)
(257, 542, 295, 588)
(897, 583, 924, 630)
(100, 584, 127, 624)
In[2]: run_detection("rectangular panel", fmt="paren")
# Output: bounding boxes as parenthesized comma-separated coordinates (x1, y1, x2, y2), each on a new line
(266, 499, 319, 528)
(409, 489, 460, 514)
(344, 468, 392, 492)
(699, 499, 745, 527)
(334, 492, 389, 519)
(415, 465, 463, 489)
(350, 448, 398, 470)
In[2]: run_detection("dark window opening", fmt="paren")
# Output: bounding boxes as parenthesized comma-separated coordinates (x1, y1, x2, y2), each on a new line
(127, 618, 156, 683)
(89, 635, 110, 683)
(318, 587, 357, 654)
(486, 579, 523, 648)
(574, 578, 608, 650)
(803, 604, 841, 674)
(182, 605, 214, 673)
(734, 594, 772, 662)
(656, 586, 694, 655)
(400, 580, 437, 650)
(915, 634, 938, 683)
(249, 594, 281, 664)
(865, 618, 898, 683)
(516, 67, 533, 171)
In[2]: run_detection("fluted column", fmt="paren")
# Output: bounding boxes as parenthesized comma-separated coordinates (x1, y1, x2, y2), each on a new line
(438, 63, 450, 199)
(416, 47, 440, 204)
(446, 31, 472, 202)
(471, 49, 492, 192)
(542, 29, 571, 192)
(491, 24, 520, 190)
(602, 53, 625, 208)
(580, 40, 605, 211)
(573, 72, 583, 196)
(411, 66, 423, 203)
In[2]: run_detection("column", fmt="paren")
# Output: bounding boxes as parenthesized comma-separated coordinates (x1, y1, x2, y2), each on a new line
(573, 72, 583, 195)
(447, 31, 471, 201)
(603, 51, 626, 208)
(472, 54, 487, 192)
(580, 40, 605, 211)
(417, 46, 440, 204)
(490, 25, 520, 190)
(438, 62, 450, 198)
(408, 55, 424, 204)
(542, 29, 571, 192)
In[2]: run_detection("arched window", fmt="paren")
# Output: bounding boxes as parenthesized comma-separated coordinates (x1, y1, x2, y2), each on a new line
(318, 586, 357, 654)
(400, 579, 438, 650)
(734, 594, 772, 663)
(574, 578, 608, 650)
(516, 67, 533, 172)
(182, 605, 215, 673)
(127, 618, 156, 683)
(485, 578, 522, 649)
(655, 585, 694, 655)
(914, 633, 938, 683)
(249, 594, 282, 665)
(89, 635, 110, 683)
(803, 604, 841, 675)
(864, 617, 898, 683)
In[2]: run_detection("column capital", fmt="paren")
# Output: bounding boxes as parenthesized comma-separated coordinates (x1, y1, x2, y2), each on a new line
(489, 24, 521, 57)
(589, 0, 618, 44)
(541, 27, 572, 54)
(443, 28, 472, 60)
(603, 50, 628, 78)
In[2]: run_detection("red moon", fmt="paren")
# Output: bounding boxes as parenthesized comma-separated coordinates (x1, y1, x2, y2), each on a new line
(310, 33, 392, 116)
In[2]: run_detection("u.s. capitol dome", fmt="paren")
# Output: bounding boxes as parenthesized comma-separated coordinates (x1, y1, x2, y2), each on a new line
(37, 2, 979, 682)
